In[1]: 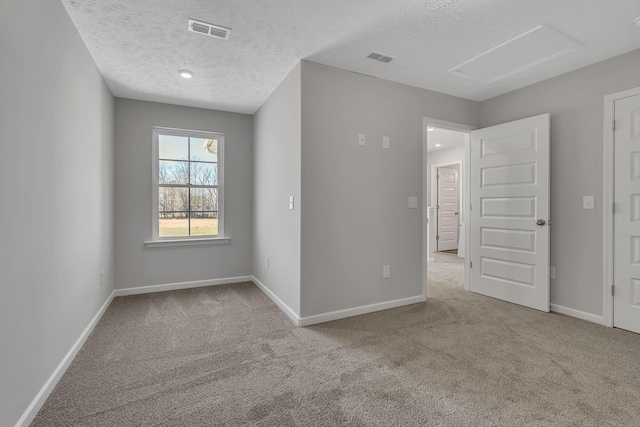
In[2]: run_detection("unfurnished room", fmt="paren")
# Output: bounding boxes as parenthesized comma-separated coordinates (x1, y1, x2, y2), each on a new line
(3, 1, 640, 426)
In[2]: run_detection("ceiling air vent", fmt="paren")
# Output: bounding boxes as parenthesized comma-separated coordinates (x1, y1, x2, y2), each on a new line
(367, 52, 395, 63)
(188, 19, 231, 40)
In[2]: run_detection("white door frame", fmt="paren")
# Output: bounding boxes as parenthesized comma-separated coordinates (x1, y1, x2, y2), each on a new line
(423, 118, 476, 296)
(603, 86, 640, 328)
(432, 161, 462, 252)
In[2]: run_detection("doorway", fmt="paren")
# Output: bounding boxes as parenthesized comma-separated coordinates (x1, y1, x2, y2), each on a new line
(424, 121, 472, 295)
(423, 115, 551, 312)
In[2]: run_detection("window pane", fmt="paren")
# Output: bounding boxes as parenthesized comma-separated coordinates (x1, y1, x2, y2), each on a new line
(190, 162, 218, 186)
(159, 160, 189, 184)
(190, 137, 218, 162)
(190, 188, 218, 212)
(159, 187, 188, 212)
(159, 212, 188, 237)
(190, 212, 218, 236)
(159, 135, 188, 160)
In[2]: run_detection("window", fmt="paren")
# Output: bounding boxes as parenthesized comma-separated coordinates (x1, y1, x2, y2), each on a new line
(151, 127, 225, 242)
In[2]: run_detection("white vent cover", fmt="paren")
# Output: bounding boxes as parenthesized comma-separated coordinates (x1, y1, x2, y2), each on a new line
(367, 52, 395, 63)
(448, 25, 580, 84)
(188, 19, 231, 40)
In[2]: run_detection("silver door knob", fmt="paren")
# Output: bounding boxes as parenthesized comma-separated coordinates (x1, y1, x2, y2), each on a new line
(536, 219, 546, 226)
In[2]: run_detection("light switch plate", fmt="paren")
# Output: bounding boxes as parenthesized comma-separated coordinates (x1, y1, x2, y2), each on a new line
(383, 136, 390, 149)
(583, 195, 594, 210)
(383, 265, 390, 279)
(358, 133, 365, 146)
(408, 196, 418, 209)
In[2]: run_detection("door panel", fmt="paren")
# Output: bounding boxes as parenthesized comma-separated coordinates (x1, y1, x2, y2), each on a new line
(437, 167, 459, 251)
(471, 114, 550, 312)
(614, 94, 640, 334)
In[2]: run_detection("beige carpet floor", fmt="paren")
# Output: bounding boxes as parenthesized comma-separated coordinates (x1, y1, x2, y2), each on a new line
(33, 252, 640, 426)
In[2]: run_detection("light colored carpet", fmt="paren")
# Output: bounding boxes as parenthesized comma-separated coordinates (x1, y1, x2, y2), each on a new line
(33, 253, 640, 426)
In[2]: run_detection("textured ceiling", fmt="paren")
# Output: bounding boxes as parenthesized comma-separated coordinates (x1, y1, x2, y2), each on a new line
(62, 0, 640, 114)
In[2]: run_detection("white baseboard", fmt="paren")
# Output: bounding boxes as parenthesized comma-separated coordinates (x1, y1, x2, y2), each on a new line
(298, 294, 426, 327)
(550, 303, 604, 325)
(16, 291, 115, 427)
(114, 276, 253, 297)
(250, 276, 301, 325)
(13, 278, 425, 426)
(15, 275, 255, 426)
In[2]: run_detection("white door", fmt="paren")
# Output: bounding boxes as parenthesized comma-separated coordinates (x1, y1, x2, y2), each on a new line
(437, 167, 459, 251)
(470, 114, 550, 312)
(614, 94, 640, 334)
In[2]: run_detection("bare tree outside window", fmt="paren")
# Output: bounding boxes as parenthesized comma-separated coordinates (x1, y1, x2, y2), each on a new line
(155, 131, 222, 237)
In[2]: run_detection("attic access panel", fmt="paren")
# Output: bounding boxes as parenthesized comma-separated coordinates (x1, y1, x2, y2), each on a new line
(448, 25, 581, 84)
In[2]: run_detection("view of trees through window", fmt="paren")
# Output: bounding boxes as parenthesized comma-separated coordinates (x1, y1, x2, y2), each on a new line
(158, 133, 220, 237)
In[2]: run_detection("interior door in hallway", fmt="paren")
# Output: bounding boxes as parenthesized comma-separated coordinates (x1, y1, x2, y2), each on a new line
(614, 93, 640, 334)
(470, 114, 550, 312)
(437, 167, 459, 251)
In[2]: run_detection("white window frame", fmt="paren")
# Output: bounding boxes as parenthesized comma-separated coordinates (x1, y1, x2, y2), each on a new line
(145, 127, 229, 247)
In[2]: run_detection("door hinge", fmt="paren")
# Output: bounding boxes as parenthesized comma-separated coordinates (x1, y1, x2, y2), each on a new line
(611, 284, 614, 296)
(612, 120, 616, 132)
(470, 261, 473, 268)
(436, 174, 440, 179)
(612, 202, 615, 214)
(436, 235, 440, 240)
(470, 204, 472, 211)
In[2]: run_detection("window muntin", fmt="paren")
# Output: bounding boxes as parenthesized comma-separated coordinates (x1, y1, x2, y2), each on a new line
(153, 128, 223, 239)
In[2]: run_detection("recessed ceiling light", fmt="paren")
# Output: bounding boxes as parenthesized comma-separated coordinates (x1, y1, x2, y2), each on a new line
(179, 70, 193, 79)
(634, 16, 640, 26)
(435, 144, 442, 147)
(427, 127, 435, 131)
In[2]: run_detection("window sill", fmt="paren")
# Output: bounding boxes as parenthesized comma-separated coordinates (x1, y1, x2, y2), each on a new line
(144, 236, 230, 248)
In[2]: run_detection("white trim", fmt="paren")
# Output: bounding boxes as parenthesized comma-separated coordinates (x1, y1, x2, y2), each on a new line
(15, 291, 115, 427)
(464, 131, 472, 291)
(422, 122, 429, 299)
(298, 295, 426, 326)
(251, 276, 301, 325)
(603, 86, 640, 328)
(114, 276, 253, 297)
(550, 304, 604, 325)
(424, 118, 477, 132)
(144, 236, 230, 247)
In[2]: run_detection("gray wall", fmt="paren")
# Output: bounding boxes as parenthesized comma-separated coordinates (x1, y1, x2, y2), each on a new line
(300, 61, 478, 317)
(480, 48, 640, 316)
(0, 1, 115, 425)
(253, 64, 302, 315)
(114, 99, 253, 289)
